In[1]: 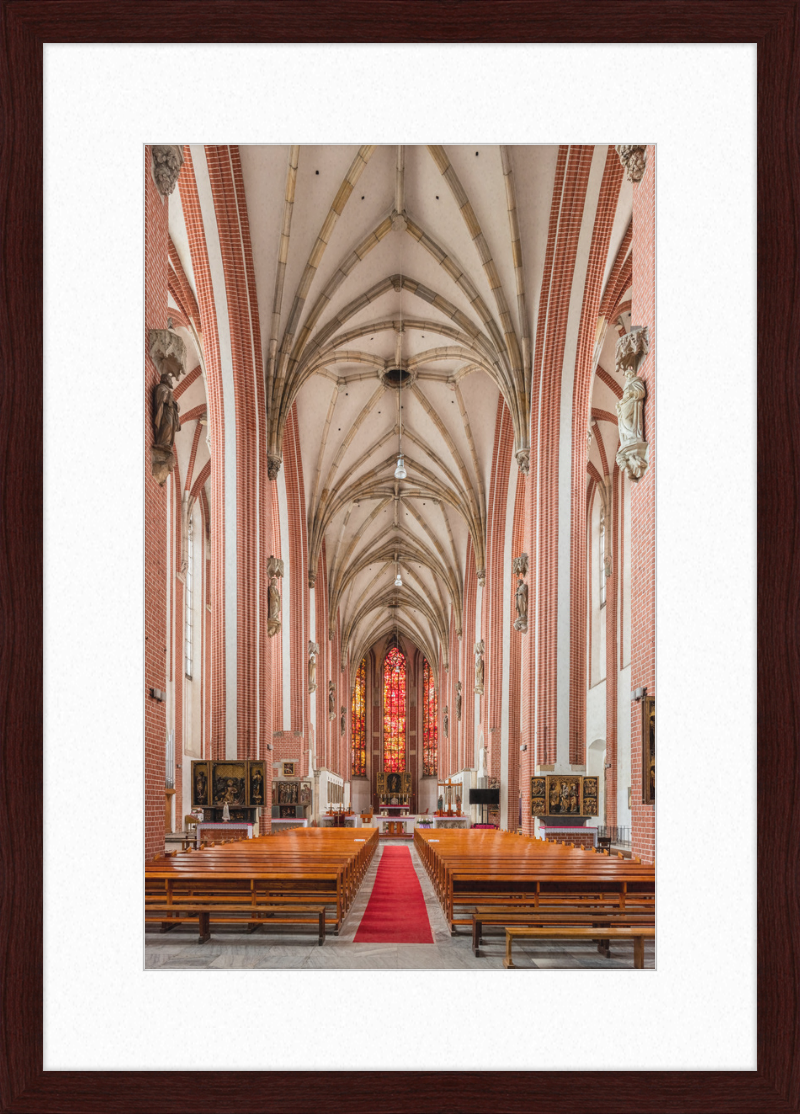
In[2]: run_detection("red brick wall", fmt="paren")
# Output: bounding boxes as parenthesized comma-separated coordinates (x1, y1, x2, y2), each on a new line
(630, 146, 656, 864)
(520, 147, 593, 825)
(462, 536, 477, 773)
(144, 146, 169, 863)
(178, 148, 227, 763)
(569, 147, 625, 765)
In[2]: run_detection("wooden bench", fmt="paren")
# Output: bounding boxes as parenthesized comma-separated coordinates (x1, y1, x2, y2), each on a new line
(503, 925, 655, 968)
(146, 902, 326, 945)
(472, 905, 654, 956)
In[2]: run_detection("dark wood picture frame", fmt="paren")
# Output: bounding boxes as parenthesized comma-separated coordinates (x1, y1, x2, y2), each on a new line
(642, 695, 655, 804)
(2, 2, 795, 1110)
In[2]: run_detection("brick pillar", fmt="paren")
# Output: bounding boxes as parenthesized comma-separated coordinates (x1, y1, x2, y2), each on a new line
(144, 146, 169, 863)
(604, 466, 620, 827)
(630, 146, 656, 864)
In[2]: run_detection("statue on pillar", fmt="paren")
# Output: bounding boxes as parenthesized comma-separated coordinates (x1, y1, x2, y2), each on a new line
(267, 556, 284, 638)
(308, 641, 319, 694)
(456, 681, 462, 722)
(474, 640, 485, 695)
(615, 327, 650, 482)
(328, 681, 336, 721)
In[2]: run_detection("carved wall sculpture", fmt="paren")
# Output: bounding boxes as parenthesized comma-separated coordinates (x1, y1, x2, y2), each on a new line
(444, 706, 449, 739)
(512, 552, 529, 634)
(308, 641, 319, 693)
(328, 680, 336, 721)
(340, 705, 346, 737)
(149, 326, 186, 486)
(151, 145, 185, 196)
(615, 144, 647, 183)
(267, 555, 284, 638)
(615, 327, 650, 482)
(474, 639, 485, 695)
(456, 681, 462, 721)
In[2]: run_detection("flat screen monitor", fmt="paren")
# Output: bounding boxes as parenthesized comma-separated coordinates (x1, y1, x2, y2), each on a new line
(469, 788, 500, 805)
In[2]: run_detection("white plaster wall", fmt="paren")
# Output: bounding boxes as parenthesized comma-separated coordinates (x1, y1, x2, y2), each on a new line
(500, 462, 517, 829)
(617, 663, 632, 828)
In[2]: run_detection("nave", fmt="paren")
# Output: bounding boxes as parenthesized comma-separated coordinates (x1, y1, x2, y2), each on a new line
(145, 141, 657, 972)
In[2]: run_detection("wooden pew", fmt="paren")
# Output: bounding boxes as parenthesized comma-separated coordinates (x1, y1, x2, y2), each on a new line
(503, 925, 655, 969)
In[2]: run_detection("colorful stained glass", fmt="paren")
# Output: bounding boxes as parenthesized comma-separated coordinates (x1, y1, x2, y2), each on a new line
(382, 648, 406, 772)
(351, 658, 367, 778)
(422, 658, 437, 776)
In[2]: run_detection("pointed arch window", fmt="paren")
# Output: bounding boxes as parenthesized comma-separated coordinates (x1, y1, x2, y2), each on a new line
(422, 658, 437, 777)
(351, 658, 367, 778)
(383, 648, 406, 772)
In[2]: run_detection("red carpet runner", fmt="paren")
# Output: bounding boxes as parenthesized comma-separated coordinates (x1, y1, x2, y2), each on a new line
(354, 846, 434, 943)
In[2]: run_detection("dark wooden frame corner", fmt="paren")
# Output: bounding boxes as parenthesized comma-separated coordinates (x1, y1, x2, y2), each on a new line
(1, 2, 795, 1111)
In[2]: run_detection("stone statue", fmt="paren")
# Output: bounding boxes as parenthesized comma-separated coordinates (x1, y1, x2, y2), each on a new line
(444, 706, 449, 739)
(456, 681, 462, 722)
(308, 641, 319, 694)
(267, 556, 284, 638)
(616, 144, 647, 183)
(151, 145, 184, 196)
(514, 577, 529, 634)
(328, 681, 336, 721)
(474, 640, 485, 695)
(151, 373, 181, 485)
(268, 579, 281, 620)
(615, 328, 650, 481)
(340, 705, 346, 737)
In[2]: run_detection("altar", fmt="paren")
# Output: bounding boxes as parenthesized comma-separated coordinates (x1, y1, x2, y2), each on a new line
(195, 821, 253, 847)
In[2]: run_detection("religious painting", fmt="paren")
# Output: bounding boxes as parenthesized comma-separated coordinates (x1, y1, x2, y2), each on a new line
(299, 783, 311, 808)
(212, 762, 247, 806)
(642, 696, 655, 803)
(275, 780, 299, 805)
(546, 775, 581, 816)
(530, 776, 546, 816)
(582, 777, 599, 816)
(192, 761, 209, 807)
(280, 760, 298, 778)
(248, 761, 266, 807)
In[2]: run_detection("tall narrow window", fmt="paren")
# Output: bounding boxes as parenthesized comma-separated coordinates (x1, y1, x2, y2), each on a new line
(351, 657, 367, 777)
(422, 658, 437, 776)
(383, 648, 406, 772)
(184, 516, 194, 677)
(599, 506, 606, 609)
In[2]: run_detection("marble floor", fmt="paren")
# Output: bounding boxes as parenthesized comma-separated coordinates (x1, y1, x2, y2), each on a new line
(145, 840, 655, 971)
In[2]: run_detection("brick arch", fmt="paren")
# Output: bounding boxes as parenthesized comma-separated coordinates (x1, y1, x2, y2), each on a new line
(568, 146, 626, 766)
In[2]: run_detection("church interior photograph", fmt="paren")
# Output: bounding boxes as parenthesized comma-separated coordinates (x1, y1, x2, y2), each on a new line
(144, 142, 656, 971)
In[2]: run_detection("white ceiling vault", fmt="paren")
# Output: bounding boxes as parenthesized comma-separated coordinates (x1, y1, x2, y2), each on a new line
(169, 144, 632, 682)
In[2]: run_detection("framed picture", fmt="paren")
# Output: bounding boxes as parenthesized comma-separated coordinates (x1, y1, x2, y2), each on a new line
(211, 762, 247, 806)
(191, 761, 209, 807)
(248, 761, 266, 807)
(280, 760, 298, 778)
(545, 775, 582, 817)
(530, 777, 546, 816)
(642, 696, 655, 804)
(582, 777, 599, 817)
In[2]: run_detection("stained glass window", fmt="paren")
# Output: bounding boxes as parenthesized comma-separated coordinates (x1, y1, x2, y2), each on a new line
(422, 658, 437, 776)
(383, 648, 406, 772)
(351, 657, 367, 778)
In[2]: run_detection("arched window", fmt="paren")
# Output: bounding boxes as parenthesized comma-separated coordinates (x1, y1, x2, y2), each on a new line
(383, 648, 406, 772)
(351, 658, 367, 777)
(422, 658, 437, 776)
(184, 515, 194, 678)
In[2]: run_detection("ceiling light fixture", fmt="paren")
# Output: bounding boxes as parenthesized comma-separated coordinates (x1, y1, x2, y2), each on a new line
(394, 553, 403, 588)
(393, 327, 408, 480)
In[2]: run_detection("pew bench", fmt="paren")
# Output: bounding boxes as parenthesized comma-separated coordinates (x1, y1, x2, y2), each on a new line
(472, 906, 655, 956)
(145, 902, 327, 945)
(502, 925, 655, 969)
